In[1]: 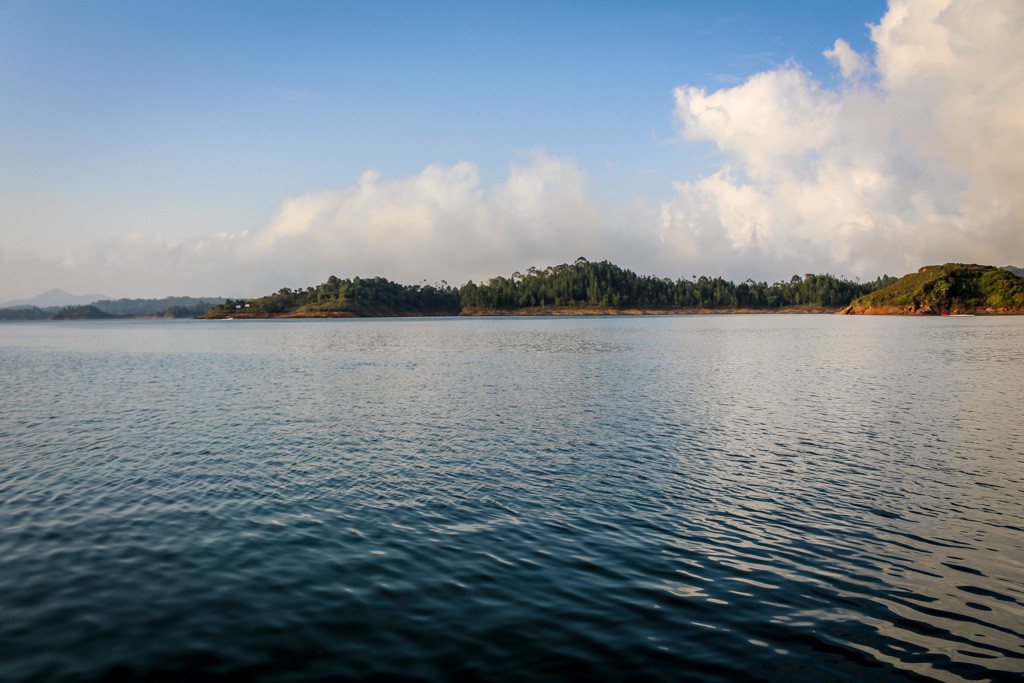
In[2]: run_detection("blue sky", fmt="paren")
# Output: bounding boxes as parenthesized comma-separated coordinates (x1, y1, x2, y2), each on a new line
(2, 0, 1021, 299)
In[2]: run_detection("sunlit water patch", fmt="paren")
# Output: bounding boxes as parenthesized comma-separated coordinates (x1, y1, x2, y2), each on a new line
(1, 316, 1022, 681)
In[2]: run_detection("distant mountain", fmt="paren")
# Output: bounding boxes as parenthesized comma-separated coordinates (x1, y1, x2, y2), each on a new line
(1002, 265, 1024, 278)
(1, 288, 109, 308)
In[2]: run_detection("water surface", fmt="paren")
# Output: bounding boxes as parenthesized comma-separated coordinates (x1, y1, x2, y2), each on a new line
(1, 316, 1022, 681)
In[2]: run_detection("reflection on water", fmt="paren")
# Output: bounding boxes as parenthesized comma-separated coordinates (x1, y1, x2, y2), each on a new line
(0, 315, 1022, 681)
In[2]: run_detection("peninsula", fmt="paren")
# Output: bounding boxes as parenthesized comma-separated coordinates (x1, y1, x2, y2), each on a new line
(841, 263, 1024, 315)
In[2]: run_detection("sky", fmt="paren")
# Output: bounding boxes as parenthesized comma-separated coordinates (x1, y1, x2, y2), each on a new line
(2, 0, 1022, 300)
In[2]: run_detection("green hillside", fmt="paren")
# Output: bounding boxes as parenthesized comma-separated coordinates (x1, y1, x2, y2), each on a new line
(843, 263, 1024, 314)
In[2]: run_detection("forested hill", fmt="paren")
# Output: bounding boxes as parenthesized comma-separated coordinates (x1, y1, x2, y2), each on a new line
(204, 259, 898, 318)
(210, 276, 462, 318)
(458, 259, 896, 311)
(842, 263, 1024, 314)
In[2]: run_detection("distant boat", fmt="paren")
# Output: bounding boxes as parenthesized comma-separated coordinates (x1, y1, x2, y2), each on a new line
(942, 313, 974, 317)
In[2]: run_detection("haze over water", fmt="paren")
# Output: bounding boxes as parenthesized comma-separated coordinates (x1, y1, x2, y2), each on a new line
(1, 315, 1022, 681)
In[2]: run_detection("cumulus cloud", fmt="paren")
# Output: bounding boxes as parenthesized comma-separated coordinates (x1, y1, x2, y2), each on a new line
(234, 151, 617, 288)
(664, 0, 1024, 277)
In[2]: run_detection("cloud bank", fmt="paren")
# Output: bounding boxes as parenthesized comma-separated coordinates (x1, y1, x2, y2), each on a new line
(3, 0, 1021, 300)
(663, 0, 1024, 278)
(3, 153, 630, 298)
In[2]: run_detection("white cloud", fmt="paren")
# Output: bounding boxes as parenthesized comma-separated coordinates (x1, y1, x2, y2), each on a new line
(675, 70, 841, 183)
(664, 0, 1024, 277)
(234, 151, 612, 287)
(824, 39, 868, 79)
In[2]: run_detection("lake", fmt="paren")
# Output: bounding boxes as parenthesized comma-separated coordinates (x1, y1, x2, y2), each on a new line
(1, 315, 1022, 681)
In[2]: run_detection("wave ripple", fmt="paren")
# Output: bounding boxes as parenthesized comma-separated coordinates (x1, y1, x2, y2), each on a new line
(1, 316, 1022, 681)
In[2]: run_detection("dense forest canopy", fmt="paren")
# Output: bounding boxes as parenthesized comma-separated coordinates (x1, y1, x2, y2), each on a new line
(218, 276, 462, 316)
(209, 259, 899, 318)
(458, 258, 897, 310)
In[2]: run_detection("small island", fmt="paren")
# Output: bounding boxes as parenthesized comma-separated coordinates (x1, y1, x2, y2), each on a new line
(841, 263, 1024, 315)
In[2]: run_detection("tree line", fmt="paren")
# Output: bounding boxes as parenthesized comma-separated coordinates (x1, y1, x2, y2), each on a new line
(0, 297, 223, 320)
(214, 259, 898, 317)
(458, 259, 896, 310)
(89, 296, 225, 317)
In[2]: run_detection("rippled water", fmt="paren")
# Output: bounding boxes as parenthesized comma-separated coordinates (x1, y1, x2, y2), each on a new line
(1, 316, 1022, 681)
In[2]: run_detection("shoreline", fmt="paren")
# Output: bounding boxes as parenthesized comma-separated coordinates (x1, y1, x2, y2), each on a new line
(841, 304, 1024, 315)
(6, 306, 1023, 321)
(202, 305, 844, 320)
(458, 305, 842, 316)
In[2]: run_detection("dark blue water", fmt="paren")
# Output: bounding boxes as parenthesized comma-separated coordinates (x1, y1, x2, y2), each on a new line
(1, 316, 1022, 681)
